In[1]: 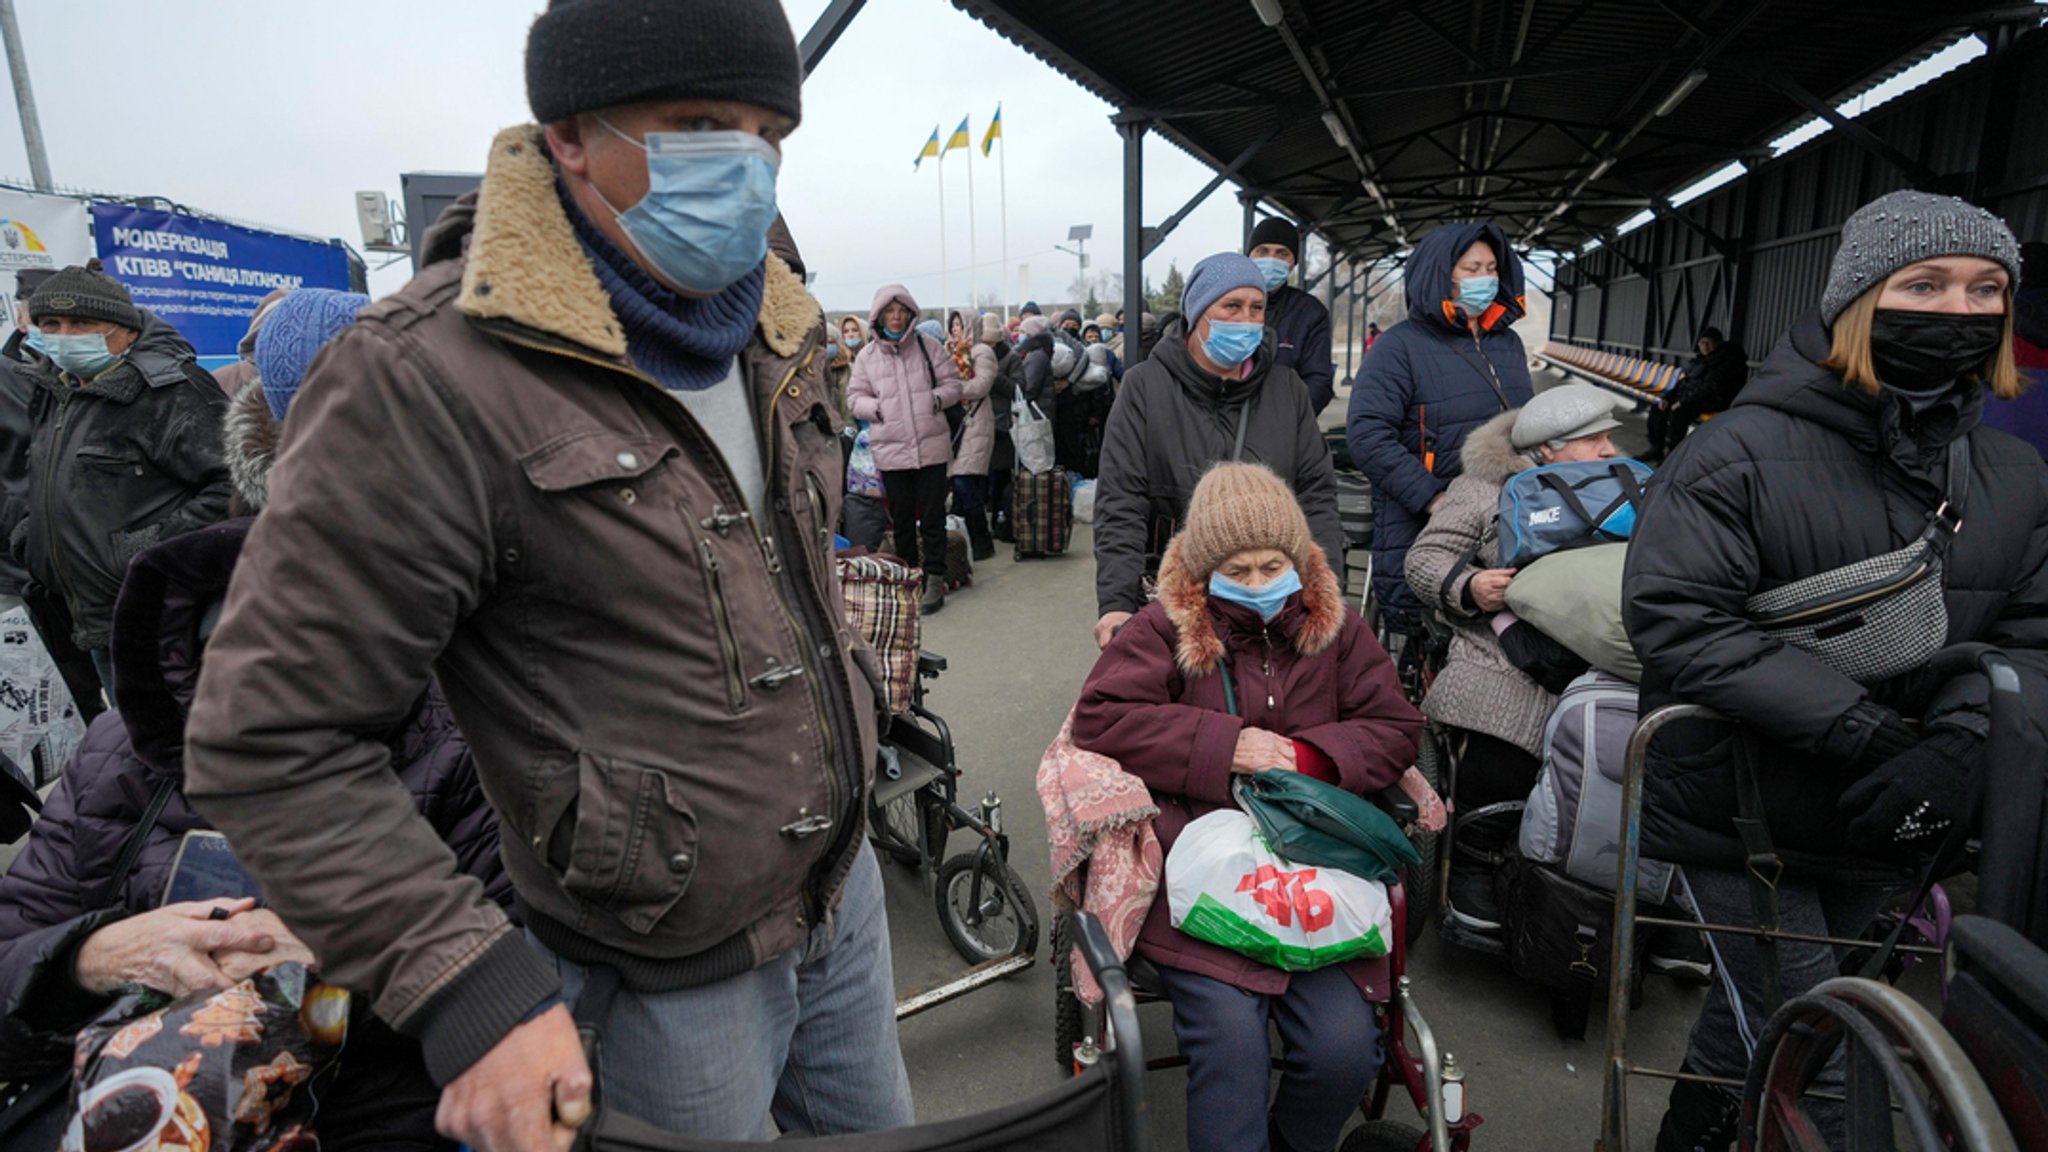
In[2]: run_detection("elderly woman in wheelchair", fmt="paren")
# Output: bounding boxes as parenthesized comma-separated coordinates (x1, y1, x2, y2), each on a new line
(1070, 463, 1437, 1152)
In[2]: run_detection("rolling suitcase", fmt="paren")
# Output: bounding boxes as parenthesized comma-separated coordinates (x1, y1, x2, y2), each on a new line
(1013, 467, 1074, 559)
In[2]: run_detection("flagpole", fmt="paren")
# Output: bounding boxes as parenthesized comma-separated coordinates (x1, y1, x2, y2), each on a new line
(965, 129, 977, 317)
(937, 150, 948, 323)
(998, 109, 1010, 321)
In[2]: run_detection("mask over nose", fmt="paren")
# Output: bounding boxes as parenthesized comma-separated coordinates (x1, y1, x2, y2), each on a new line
(44, 331, 121, 380)
(1201, 320, 1264, 369)
(1457, 275, 1499, 317)
(1253, 257, 1292, 293)
(1868, 309, 2006, 392)
(587, 117, 781, 295)
(1208, 569, 1304, 622)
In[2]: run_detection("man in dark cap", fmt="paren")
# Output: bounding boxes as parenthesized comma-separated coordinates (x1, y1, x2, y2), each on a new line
(184, 3, 909, 1149)
(1248, 216, 1336, 415)
(15, 266, 230, 695)
(1644, 325, 1749, 463)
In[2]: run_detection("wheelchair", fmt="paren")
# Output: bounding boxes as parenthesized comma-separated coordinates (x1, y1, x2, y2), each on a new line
(867, 649, 1040, 971)
(577, 912, 1146, 1151)
(1049, 788, 1484, 1152)
(1598, 646, 2039, 1151)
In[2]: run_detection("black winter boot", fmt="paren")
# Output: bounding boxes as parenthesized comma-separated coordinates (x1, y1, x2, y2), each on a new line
(1654, 1067, 1739, 1152)
(919, 574, 946, 615)
(965, 509, 995, 561)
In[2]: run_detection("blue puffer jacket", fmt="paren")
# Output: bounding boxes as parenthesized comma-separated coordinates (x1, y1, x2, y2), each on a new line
(1345, 222, 1533, 628)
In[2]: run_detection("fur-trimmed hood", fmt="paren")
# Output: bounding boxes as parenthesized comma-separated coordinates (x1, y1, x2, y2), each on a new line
(452, 124, 821, 364)
(222, 377, 279, 512)
(1459, 409, 1536, 486)
(1153, 534, 1346, 676)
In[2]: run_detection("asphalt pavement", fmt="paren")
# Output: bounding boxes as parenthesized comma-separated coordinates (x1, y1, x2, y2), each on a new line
(879, 369, 1699, 1151)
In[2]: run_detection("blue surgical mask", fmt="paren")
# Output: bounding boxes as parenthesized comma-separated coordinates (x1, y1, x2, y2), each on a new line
(1253, 257, 1292, 293)
(825, 341, 840, 357)
(1457, 275, 1498, 316)
(22, 327, 46, 356)
(1209, 569, 1304, 622)
(1201, 319, 1264, 368)
(44, 332, 120, 380)
(845, 334, 863, 349)
(589, 119, 780, 294)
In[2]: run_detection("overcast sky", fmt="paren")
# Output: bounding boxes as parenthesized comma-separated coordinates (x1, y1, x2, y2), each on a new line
(0, 0, 1263, 316)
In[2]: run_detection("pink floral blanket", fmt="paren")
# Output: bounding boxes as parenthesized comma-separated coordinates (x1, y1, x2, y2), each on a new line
(1036, 709, 1162, 1005)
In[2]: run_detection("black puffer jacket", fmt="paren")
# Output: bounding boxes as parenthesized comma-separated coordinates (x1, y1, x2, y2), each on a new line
(1094, 316, 1343, 616)
(1623, 311, 2048, 873)
(0, 511, 506, 1147)
(16, 311, 231, 650)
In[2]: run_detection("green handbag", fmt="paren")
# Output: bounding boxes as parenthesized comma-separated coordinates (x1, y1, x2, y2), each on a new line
(1218, 664, 1421, 883)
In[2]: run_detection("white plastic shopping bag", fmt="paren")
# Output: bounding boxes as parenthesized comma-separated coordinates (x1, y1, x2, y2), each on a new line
(1167, 809, 1393, 971)
(1011, 399, 1056, 475)
(1073, 480, 1097, 524)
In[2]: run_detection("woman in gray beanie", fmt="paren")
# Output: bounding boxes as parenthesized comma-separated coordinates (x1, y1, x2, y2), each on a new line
(1623, 189, 2048, 1149)
(1091, 252, 1344, 650)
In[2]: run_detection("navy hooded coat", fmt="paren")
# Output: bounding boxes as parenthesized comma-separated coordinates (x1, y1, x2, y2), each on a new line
(1345, 222, 1533, 628)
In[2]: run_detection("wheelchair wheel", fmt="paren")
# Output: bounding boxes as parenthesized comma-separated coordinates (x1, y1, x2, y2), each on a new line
(1741, 977, 2017, 1152)
(935, 850, 1040, 964)
(1050, 913, 1083, 1070)
(1338, 1119, 1427, 1152)
(871, 789, 926, 868)
(1402, 728, 1445, 942)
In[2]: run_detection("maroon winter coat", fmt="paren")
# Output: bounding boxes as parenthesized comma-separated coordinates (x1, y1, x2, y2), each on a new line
(1071, 536, 1421, 1001)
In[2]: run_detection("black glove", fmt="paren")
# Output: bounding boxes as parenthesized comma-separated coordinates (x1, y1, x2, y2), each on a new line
(1840, 728, 1978, 852)
(1855, 709, 1919, 767)
(1498, 620, 1589, 695)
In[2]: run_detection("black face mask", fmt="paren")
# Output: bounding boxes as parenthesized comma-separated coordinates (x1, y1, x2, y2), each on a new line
(1867, 308, 2006, 392)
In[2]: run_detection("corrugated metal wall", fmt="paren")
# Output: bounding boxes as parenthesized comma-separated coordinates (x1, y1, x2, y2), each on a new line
(1550, 28, 2047, 364)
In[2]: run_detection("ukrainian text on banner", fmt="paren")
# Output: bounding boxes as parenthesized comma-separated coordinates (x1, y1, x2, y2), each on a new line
(89, 203, 350, 367)
(0, 190, 93, 344)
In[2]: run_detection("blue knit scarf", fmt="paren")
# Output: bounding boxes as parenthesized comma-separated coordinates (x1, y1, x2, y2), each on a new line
(562, 184, 763, 392)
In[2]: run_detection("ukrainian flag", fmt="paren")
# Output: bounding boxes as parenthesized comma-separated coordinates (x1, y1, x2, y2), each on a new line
(981, 105, 1003, 156)
(945, 116, 972, 154)
(914, 126, 940, 171)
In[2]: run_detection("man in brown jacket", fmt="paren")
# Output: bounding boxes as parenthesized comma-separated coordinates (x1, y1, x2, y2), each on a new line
(184, 2, 906, 1148)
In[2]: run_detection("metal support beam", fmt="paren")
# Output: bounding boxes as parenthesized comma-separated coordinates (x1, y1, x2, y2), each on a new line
(0, 0, 51, 192)
(1241, 193, 1259, 252)
(798, 0, 869, 78)
(1145, 131, 1278, 258)
(1120, 118, 1146, 341)
(1739, 61, 1945, 190)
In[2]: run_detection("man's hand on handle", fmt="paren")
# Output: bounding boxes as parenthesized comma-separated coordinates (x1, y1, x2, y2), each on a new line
(1093, 611, 1134, 651)
(437, 1004, 593, 1152)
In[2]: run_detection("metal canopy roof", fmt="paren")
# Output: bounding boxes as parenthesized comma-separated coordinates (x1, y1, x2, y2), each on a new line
(950, 0, 2035, 264)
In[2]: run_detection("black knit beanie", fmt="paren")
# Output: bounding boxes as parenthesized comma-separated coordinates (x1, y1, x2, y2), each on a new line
(525, 0, 803, 127)
(28, 266, 141, 331)
(1247, 217, 1301, 259)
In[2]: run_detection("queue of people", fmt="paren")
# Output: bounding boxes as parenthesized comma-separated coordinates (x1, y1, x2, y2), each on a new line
(0, 1, 2041, 1148)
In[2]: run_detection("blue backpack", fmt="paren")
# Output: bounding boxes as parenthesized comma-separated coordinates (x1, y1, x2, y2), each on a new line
(1496, 460, 1653, 569)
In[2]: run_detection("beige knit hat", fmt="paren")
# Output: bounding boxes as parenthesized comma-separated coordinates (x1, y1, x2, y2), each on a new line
(1175, 462, 1319, 579)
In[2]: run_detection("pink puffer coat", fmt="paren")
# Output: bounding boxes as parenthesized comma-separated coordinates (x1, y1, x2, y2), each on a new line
(848, 284, 962, 472)
(950, 334, 999, 478)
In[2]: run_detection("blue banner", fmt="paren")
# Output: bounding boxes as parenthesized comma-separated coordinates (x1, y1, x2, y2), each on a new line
(89, 203, 350, 367)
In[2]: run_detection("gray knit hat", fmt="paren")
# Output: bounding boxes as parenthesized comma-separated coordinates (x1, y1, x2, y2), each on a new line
(1181, 252, 1265, 322)
(1511, 384, 1623, 450)
(1820, 190, 2022, 325)
(28, 266, 142, 331)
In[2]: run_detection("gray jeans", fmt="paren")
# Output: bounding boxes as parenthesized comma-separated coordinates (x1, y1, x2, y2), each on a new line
(537, 839, 913, 1140)
(1677, 866, 1893, 1138)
